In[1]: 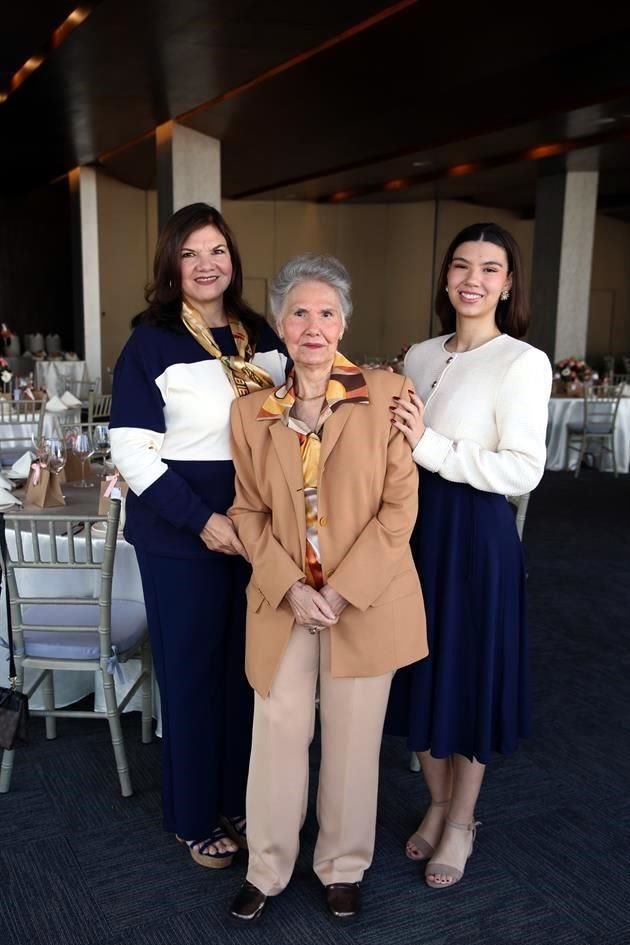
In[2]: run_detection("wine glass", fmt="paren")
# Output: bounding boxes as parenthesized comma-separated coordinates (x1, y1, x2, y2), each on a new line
(31, 434, 50, 467)
(72, 431, 94, 488)
(47, 437, 66, 476)
(93, 424, 111, 465)
(93, 424, 110, 452)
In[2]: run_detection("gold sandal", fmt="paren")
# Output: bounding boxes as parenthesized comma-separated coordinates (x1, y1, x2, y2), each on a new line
(425, 817, 481, 888)
(405, 798, 451, 861)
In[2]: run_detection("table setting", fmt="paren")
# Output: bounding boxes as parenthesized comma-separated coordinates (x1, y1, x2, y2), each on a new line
(546, 358, 630, 472)
(0, 426, 156, 723)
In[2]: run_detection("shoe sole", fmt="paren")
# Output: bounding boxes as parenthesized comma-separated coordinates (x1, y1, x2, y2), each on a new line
(176, 835, 234, 869)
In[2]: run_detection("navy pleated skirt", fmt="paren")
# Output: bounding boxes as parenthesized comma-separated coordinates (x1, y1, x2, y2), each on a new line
(386, 471, 530, 763)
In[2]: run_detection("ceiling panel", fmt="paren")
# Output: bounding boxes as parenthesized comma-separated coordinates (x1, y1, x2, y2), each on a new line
(1, 0, 630, 220)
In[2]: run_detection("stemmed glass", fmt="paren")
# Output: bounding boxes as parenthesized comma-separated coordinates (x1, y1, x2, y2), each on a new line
(72, 431, 94, 488)
(31, 434, 50, 467)
(47, 437, 66, 476)
(93, 424, 110, 450)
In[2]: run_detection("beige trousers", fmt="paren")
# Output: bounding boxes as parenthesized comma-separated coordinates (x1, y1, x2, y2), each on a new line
(245, 624, 393, 896)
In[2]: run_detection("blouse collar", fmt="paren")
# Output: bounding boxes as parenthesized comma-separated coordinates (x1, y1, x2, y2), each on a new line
(256, 351, 369, 422)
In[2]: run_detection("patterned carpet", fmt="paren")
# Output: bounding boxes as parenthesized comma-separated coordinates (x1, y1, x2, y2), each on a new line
(1, 469, 628, 945)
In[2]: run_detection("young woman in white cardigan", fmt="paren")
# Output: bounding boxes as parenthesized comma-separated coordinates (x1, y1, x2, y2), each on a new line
(389, 222, 552, 890)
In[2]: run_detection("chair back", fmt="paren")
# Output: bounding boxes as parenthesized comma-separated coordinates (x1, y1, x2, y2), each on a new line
(0, 397, 48, 466)
(583, 384, 624, 433)
(61, 374, 100, 404)
(3, 501, 121, 669)
(87, 392, 112, 426)
(507, 493, 530, 541)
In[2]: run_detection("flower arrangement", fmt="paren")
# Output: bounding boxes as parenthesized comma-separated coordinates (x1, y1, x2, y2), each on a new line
(0, 356, 13, 393)
(555, 357, 593, 382)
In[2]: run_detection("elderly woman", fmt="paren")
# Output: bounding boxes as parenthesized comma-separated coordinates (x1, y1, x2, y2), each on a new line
(227, 254, 427, 922)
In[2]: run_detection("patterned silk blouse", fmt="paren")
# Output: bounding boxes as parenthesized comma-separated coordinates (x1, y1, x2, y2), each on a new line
(257, 352, 369, 588)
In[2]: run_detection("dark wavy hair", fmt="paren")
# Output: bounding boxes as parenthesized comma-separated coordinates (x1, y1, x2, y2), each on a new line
(132, 202, 264, 344)
(434, 222, 529, 339)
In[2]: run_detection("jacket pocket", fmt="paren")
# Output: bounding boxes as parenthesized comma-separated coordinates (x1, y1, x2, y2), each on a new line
(246, 581, 265, 614)
(369, 568, 420, 607)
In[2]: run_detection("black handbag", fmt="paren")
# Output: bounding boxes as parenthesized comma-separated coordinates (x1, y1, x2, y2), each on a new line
(0, 512, 29, 751)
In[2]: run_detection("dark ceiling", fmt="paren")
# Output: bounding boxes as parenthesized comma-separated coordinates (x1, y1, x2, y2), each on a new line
(3, 0, 630, 219)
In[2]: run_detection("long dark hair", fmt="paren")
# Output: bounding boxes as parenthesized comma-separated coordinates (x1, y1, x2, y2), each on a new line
(434, 222, 529, 338)
(132, 202, 264, 345)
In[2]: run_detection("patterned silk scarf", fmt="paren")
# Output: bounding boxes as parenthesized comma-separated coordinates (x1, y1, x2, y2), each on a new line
(181, 301, 274, 397)
(256, 352, 370, 589)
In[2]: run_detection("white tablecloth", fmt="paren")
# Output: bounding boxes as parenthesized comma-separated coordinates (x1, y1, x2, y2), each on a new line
(34, 361, 87, 398)
(546, 397, 630, 472)
(0, 524, 157, 724)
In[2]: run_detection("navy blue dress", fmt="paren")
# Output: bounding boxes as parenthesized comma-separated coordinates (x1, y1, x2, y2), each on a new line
(387, 470, 530, 764)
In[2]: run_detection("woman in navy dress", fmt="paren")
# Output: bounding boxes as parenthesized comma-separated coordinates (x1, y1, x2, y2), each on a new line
(110, 203, 286, 868)
(390, 222, 551, 889)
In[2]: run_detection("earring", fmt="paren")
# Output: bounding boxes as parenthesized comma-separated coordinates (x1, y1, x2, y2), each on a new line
(168, 279, 173, 289)
(445, 286, 449, 294)
(500, 288, 510, 302)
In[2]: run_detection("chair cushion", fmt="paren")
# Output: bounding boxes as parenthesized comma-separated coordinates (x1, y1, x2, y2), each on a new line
(21, 600, 147, 661)
(567, 422, 612, 434)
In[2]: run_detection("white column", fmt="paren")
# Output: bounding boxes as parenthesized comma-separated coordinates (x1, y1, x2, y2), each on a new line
(156, 121, 221, 230)
(529, 167, 598, 362)
(555, 171, 598, 361)
(69, 166, 102, 385)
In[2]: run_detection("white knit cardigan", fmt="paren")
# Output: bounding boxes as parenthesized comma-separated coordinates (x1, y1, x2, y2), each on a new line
(404, 333, 552, 496)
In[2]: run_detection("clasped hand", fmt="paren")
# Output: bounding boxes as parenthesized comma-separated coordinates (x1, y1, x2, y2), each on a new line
(285, 580, 348, 631)
(200, 513, 249, 559)
(390, 390, 426, 449)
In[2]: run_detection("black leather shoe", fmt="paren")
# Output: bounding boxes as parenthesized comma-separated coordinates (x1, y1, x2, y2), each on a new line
(326, 882, 361, 919)
(229, 881, 267, 922)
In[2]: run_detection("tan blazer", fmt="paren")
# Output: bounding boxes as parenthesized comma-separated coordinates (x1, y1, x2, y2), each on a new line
(229, 368, 428, 696)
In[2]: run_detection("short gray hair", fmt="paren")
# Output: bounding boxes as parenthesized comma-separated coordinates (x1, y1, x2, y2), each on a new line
(268, 254, 353, 329)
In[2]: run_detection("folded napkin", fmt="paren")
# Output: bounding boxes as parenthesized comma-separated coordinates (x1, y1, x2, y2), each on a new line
(0, 487, 21, 511)
(0, 473, 14, 491)
(11, 451, 33, 479)
(45, 395, 68, 413)
(61, 390, 82, 407)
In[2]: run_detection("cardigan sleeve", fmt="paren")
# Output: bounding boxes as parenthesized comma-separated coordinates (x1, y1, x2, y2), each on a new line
(109, 330, 213, 535)
(412, 347, 552, 495)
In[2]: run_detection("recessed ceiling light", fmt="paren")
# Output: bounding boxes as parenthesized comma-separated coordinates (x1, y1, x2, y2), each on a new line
(595, 117, 616, 125)
(412, 160, 430, 168)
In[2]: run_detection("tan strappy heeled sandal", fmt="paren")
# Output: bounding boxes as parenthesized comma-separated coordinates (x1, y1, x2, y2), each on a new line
(425, 817, 481, 888)
(405, 798, 451, 861)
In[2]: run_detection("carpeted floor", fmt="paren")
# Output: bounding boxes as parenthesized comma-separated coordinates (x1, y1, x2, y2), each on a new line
(1, 469, 628, 945)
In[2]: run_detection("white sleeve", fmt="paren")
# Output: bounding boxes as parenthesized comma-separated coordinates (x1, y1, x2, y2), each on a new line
(412, 348, 552, 495)
(110, 426, 167, 495)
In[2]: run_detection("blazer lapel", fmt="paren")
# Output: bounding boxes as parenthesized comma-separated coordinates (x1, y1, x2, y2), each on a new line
(269, 421, 307, 553)
(320, 404, 353, 472)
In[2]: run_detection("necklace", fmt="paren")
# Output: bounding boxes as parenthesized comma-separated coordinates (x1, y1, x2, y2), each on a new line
(294, 390, 327, 401)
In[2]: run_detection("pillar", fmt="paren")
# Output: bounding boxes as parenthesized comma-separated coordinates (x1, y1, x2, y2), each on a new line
(156, 121, 221, 230)
(529, 167, 598, 362)
(69, 166, 102, 385)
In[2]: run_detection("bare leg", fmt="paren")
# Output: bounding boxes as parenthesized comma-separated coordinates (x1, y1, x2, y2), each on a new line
(425, 754, 485, 887)
(406, 751, 453, 859)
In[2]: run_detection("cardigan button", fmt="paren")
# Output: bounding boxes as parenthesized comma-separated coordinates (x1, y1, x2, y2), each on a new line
(319, 516, 328, 527)
(431, 381, 437, 388)
(446, 356, 454, 363)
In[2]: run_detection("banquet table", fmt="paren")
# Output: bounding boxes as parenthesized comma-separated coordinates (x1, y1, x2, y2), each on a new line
(0, 483, 157, 724)
(34, 360, 87, 398)
(546, 396, 630, 472)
